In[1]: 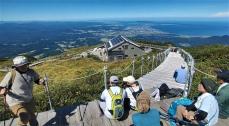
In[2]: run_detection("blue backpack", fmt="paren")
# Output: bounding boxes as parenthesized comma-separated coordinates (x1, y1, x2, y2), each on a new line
(167, 98, 193, 126)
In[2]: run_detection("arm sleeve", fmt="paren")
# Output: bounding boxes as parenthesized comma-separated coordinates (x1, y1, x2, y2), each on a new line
(194, 110, 208, 121)
(31, 69, 40, 84)
(0, 72, 12, 88)
(100, 90, 106, 100)
(194, 96, 210, 121)
(186, 102, 197, 111)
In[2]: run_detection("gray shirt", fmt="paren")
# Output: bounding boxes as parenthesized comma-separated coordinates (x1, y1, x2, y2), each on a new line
(0, 69, 39, 107)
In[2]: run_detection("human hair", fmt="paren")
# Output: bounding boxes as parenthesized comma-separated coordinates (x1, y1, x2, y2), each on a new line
(136, 91, 150, 113)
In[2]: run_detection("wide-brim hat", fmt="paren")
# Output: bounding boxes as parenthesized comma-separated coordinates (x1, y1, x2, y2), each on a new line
(123, 76, 136, 84)
(12, 56, 30, 67)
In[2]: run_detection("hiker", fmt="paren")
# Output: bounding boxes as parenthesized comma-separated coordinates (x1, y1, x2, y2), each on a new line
(173, 63, 188, 84)
(99, 76, 126, 119)
(215, 70, 229, 119)
(0, 56, 45, 126)
(123, 75, 143, 110)
(175, 78, 219, 126)
(132, 91, 161, 126)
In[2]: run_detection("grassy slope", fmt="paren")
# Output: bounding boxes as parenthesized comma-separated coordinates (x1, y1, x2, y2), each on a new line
(186, 45, 229, 98)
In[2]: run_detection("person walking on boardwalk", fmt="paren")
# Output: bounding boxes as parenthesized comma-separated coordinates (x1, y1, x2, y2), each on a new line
(0, 56, 45, 126)
(215, 70, 229, 119)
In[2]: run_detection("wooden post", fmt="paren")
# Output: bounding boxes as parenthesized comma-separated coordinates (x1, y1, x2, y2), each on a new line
(152, 55, 155, 70)
(141, 57, 144, 76)
(103, 66, 107, 89)
(132, 57, 135, 76)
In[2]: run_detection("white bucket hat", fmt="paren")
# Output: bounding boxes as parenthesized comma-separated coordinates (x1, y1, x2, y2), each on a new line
(13, 56, 29, 67)
(123, 76, 136, 84)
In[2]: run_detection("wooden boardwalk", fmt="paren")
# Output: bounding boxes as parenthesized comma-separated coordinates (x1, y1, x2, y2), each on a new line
(138, 52, 187, 91)
(1, 52, 228, 126)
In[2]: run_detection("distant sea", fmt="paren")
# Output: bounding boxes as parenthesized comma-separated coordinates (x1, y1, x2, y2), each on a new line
(150, 21, 229, 36)
(0, 20, 228, 58)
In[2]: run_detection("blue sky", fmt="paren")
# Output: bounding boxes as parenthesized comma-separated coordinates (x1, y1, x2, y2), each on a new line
(1, 0, 229, 21)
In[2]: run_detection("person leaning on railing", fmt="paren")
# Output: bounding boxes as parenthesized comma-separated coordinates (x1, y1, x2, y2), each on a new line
(0, 56, 45, 126)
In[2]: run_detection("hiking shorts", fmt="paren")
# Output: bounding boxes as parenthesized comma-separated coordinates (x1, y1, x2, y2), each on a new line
(10, 101, 38, 126)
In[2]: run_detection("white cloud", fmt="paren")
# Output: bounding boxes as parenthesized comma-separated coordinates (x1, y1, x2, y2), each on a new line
(212, 11, 229, 17)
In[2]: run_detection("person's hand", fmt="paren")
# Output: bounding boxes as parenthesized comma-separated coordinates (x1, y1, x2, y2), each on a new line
(0, 87, 8, 95)
(183, 110, 188, 117)
(187, 115, 194, 121)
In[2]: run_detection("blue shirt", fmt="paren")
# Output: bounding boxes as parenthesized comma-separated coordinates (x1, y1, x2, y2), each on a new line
(132, 108, 160, 126)
(174, 68, 188, 84)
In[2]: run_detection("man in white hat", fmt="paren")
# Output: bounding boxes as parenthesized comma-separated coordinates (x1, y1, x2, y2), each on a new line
(0, 56, 44, 126)
(99, 76, 126, 119)
(123, 75, 143, 110)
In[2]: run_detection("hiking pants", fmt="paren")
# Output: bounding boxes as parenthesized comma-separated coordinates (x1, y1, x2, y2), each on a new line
(10, 101, 38, 126)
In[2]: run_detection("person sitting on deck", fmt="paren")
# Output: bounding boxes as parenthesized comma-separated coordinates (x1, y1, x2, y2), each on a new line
(175, 78, 219, 126)
(123, 76, 143, 110)
(215, 70, 229, 119)
(132, 91, 161, 126)
(99, 76, 126, 119)
(173, 63, 188, 84)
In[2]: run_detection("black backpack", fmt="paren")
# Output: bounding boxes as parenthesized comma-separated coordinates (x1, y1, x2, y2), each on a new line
(129, 84, 143, 100)
(158, 83, 170, 97)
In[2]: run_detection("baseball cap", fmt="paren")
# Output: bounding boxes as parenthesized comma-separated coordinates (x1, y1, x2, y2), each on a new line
(110, 76, 119, 83)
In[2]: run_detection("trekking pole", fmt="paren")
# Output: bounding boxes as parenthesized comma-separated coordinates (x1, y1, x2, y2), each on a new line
(3, 94, 7, 126)
(44, 74, 53, 110)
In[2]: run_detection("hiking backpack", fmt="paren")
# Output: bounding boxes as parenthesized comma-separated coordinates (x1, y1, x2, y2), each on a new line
(108, 88, 124, 119)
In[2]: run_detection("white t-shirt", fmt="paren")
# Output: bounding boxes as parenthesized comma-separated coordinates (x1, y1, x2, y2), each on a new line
(125, 85, 143, 108)
(100, 86, 126, 118)
(194, 92, 219, 126)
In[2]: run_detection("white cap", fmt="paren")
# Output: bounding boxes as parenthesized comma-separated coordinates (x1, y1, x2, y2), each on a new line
(123, 76, 136, 84)
(13, 56, 29, 67)
(110, 76, 119, 83)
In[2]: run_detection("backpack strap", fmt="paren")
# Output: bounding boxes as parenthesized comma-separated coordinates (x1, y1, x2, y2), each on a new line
(129, 87, 134, 93)
(108, 88, 123, 97)
(8, 69, 16, 90)
(108, 89, 114, 98)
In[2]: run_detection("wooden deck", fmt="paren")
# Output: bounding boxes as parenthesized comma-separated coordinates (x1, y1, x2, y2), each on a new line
(1, 52, 228, 126)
